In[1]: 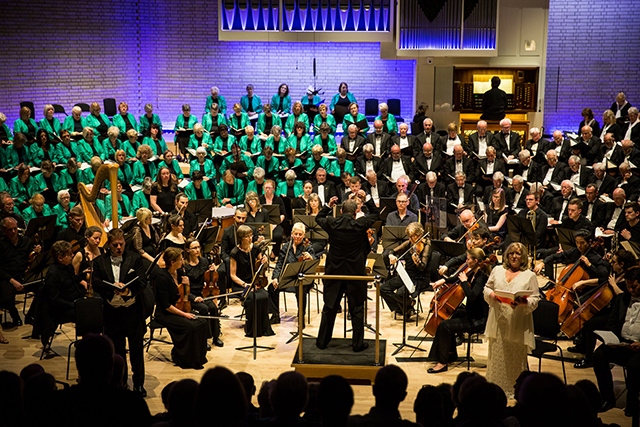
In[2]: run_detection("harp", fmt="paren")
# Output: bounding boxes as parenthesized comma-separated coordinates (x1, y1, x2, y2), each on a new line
(77, 163, 119, 247)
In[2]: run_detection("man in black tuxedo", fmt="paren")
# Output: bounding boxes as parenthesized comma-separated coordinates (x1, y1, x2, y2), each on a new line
(582, 184, 607, 226)
(494, 118, 521, 160)
(413, 142, 444, 182)
(355, 143, 381, 177)
(170, 193, 197, 238)
(513, 150, 540, 184)
(340, 124, 366, 160)
(621, 139, 640, 166)
(92, 228, 148, 396)
(616, 161, 640, 201)
(362, 170, 390, 207)
(391, 122, 418, 158)
(567, 155, 596, 188)
(622, 107, 640, 144)
(550, 180, 576, 221)
(600, 132, 625, 167)
(540, 150, 569, 192)
(481, 172, 507, 206)
(417, 171, 446, 208)
(525, 127, 551, 166)
(442, 123, 466, 157)
(601, 188, 627, 235)
(446, 172, 475, 213)
(444, 144, 475, 185)
(517, 192, 549, 249)
(506, 175, 529, 213)
(476, 146, 506, 200)
(610, 92, 632, 126)
(315, 193, 379, 352)
(312, 168, 337, 207)
(365, 120, 392, 158)
(379, 144, 414, 183)
(579, 125, 604, 164)
(415, 118, 442, 153)
(593, 162, 617, 197)
(550, 130, 572, 163)
(465, 120, 498, 159)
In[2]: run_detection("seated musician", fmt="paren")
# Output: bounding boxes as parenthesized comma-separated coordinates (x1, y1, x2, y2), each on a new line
(385, 192, 417, 227)
(92, 228, 148, 395)
(593, 264, 640, 417)
(56, 205, 86, 244)
(217, 170, 246, 208)
(39, 240, 88, 358)
(130, 207, 159, 264)
(570, 248, 636, 369)
(381, 222, 431, 319)
(533, 229, 610, 284)
(616, 201, 640, 243)
(390, 175, 420, 213)
(442, 209, 484, 248)
(427, 248, 490, 374)
(245, 191, 269, 223)
(151, 247, 209, 370)
(169, 192, 197, 238)
(71, 226, 103, 275)
(159, 214, 187, 252)
(183, 238, 224, 348)
(259, 180, 286, 258)
(517, 191, 549, 250)
(268, 222, 315, 325)
(0, 217, 41, 327)
(439, 227, 493, 278)
(230, 225, 274, 338)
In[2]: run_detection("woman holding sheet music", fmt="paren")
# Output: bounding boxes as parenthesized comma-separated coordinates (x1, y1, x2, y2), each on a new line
(483, 242, 540, 397)
(152, 247, 209, 369)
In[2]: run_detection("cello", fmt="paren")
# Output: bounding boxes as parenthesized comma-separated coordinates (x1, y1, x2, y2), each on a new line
(560, 283, 614, 338)
(425, 254, 498, 336)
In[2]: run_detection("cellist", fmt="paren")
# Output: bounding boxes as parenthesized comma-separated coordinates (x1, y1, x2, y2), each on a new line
(381, 222, 431, 319)
(427, 248, 490, 374)
(438, 227, 494, 278)
(183, 238, 224, 349)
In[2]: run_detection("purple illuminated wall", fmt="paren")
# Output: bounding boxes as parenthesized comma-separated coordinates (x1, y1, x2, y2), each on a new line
(544, 0, 640, 132)
(0, 0, 415, 128)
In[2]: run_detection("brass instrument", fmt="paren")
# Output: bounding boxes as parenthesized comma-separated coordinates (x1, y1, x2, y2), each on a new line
(612, 231, 619, 253)
(77, 163, 119, 247)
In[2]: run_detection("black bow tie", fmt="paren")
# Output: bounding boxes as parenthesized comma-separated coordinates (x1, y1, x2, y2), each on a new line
(393, 159, 401, 163)
(449, 137, 456, 141)
(425, 157, 432, 160)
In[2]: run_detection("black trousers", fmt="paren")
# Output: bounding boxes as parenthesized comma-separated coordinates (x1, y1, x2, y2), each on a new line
(268, 284, 310, 322)
(593, 343, 640, 415)
(576, 306, 610, 359)
(103, 302, 146, 388)
(191, 301, 221, 340)
(0, 279, 20, 320)
(380, 275, 428, 314)
(427, 309, 485, 364)
(316, 279, 366, 350)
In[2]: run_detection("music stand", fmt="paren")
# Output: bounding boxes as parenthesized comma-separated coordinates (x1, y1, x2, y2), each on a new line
(391, 261, 425, 356)
(295, 215, 329, 240)
(236, 262, 275, 360)
(379, 197, 397, 221)
(556, 228, 577, 250)
(278, 259, 321, 345)
(382, 226, 407, 251)
(431, 240, 466, 264)
(506, 215, 537, 247)
(197, 225, 220, 255)
(25, 215, 58, 250)
(263, 204, 281, 225)
(187, 199, 215, 225)
(621, 241, 640, 259)
(120, 217, 138, 234)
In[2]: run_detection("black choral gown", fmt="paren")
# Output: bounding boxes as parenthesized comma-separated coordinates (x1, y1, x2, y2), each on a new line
(152, 268, 209, 369)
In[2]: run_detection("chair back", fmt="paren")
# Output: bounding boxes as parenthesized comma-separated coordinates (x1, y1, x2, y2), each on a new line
(103, 98, 117, 117)
(387, 99, 401, 117)
(532, 299, 560, 339)
(74, 297, 104, 337)
(74, 103, 91, 112)
(364, 98, 379, 118)
(52, 104, 68, 116)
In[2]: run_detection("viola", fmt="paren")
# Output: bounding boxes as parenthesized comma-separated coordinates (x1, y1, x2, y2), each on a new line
(202, 265, 220, 300)
(297, 238, 312, 262)
(175, 270, 191, 313)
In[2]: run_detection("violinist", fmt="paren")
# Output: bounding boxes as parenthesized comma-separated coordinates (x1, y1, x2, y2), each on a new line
(230, 225, 274, 338)
(268, 222, 315, 325)
(92, 229, 148, 394)
(150, 247, 209, 369)
(570, 249, 636, 369)
(184, 238, 224, 348)
(442, 209, 485, 248)
(427, 248, 490, 374)
(533, 229, 609, 283)
(381, 222, 431, 318)
(169, 193, 197, 238)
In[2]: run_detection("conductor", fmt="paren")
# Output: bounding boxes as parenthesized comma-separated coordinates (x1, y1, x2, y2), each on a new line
(481, 76, 507, 121)
(315, 190, 379, 352)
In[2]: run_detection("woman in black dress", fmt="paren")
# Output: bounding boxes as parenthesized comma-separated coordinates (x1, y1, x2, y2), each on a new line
(159, 214, 186, 253)
(230, 225, 274, 337)
(486, 188, 508, 240)
(184, 238, 224, 348)
(245, 191, 269, 223)
(152, 247, 209, 369)
(131, 207, 159, 264)
(150, 166, 178, 214)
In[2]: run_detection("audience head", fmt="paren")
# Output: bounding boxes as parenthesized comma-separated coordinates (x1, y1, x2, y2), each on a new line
(270, 371, 309, 422)
(318, 375, 353, 425)
(372, 364, 408, 408)
(75, 333, 115, 385)
(197, 366, 247, 427)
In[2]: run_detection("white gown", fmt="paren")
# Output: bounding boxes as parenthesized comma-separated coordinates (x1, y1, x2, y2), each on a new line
(483, 265, 540, 397)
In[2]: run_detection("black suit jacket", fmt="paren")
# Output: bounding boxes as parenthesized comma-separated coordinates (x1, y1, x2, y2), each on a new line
(568, 167, 596, 188)
(616, 174, 640, 200)
(600, 123, 622, 142)
(379, 156, 415, 182)
(597, 174, 617, 197)
(506, 187, 530, 212)
(540, 162, 569, 187)
(622, 121, 640, 145)
(551, 195, 573, 220)
(354, 156, 381, 176)
(600, 144, 625, 167)
(365, 132, 392, 157)
(525, 138, 551, 165)
(339, 135, 366, 156)
(92, 250, 147, 305)
(390, 134, 418, 158)
(513, 162, 540, 184)
(413, 152, 444, 180)
(476, 158, 507, 184)
(581, 198, 607, 226)
(312, 180, 337, 204)
(603, 203, 626, 231)
(417, 181, 446, 205)
(611, 102, 632, 125)
(465, 132, 499, 158)
(517, 207, 549, 248)
(416, 132, 442, 152)
(362, 180, 391, 199)
(446, 183, 475, 208)
(444, 157, 476, 183)
(494, 131, 521, 158)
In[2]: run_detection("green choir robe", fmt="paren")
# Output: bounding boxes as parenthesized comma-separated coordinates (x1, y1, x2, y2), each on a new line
(132, 190, 151, 212)
(256, 113, 282, 136)
(112, 113, 139, 135)
(283, 134, 311, 155)
(52, 202, 76, 227)
(205, 95, 228, 116)
(270, 95, 292, 114)
(86, 113, 112, 137)
(312, 134, 338, 155)
(38, 117, 62, 141)
(241, 95, 263, 114)
(329, 92, 357, 112)
(9, 176, 39, 204)
(189, 158, 216, 181)
(313, 113, 338, 134)
(62, 116, 88, 134)
(132, 161, 157, 185)
(328, 159, 355, 177)
(21, 204, 54, 224)
(173, 115, 199, 142)
(284, 113, 310, 136)
(183, 181, 212, 201)
(138, 113, 163, 134)
(217, 179, 245, 206)
(276, 180, 303, 198)
(375, 114, 398, 135)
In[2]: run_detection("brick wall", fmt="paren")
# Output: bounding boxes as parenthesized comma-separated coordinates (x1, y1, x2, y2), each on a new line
(544, 0, 640, 133)
(0, 0, 415, 129)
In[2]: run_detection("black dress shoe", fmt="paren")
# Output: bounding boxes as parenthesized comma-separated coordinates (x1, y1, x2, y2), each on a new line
(134, 386, 147, 398)
(12, 318, 22, 327)
(269, 315, 281, 324)
(427, 365, 448, 374)
(353, 342, 369, 352)
(599, 400, 615, 413)
(567, 345, 585, 354)
(573, 358, 593, 369)
(213, 338, 224, 347)
(206, 343, 212, 351)
(316, 342, 328, 350)
(624, 408, 633, 417)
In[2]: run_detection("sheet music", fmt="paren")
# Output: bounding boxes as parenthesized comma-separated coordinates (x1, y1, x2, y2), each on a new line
(212, 207, 236, 217)
(395, 261, 415, 294)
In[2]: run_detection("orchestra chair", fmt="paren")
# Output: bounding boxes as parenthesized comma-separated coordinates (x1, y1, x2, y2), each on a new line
(65, 296, 104, 380)
(413, 251, 441, 326)
(364, 98, 379, 122)
(145, 311, 173, 352)
(20, 101, 36, 119)
(52, 103, 68, 116)
(463, 324, 486, 370)
(530, 299, 567, 383)
(387, 99, 403, 122)
(103, 98, 117, 117)
(74, 103, 91, 113)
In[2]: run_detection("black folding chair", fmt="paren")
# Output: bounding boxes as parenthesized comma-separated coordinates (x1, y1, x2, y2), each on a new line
(66, 297, 104, 379)
(531, 299, 567, 383)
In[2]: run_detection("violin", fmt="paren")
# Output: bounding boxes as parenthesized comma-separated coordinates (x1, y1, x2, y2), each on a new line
(254, 246, 269, 289)
(202, 265, 220, 300)
(175, 269, 191, 313)
(297, 238, 312, 262)
(367, 228, 375, 246)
